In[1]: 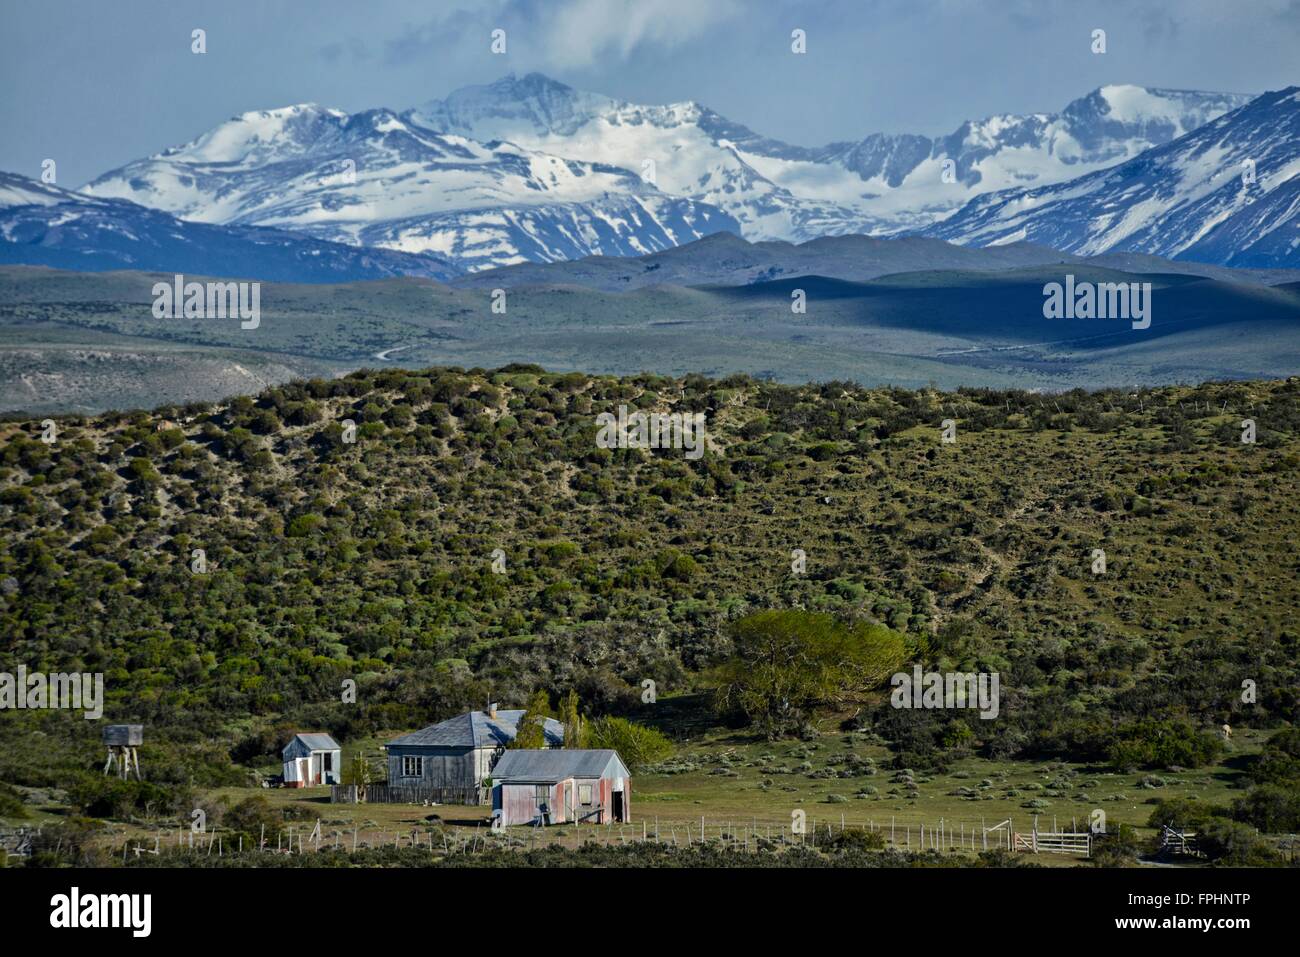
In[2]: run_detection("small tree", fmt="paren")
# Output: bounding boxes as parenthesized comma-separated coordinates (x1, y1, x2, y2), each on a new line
(510, 690, 552, 750)
(342, 750, 375, 802)
(562, 690, 583, 748)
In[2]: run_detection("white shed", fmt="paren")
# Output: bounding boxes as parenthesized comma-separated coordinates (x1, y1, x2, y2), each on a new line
(281, 733, 342, 787)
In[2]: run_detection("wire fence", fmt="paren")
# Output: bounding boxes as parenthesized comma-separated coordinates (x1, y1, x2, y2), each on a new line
(102, 813, 1097, 861)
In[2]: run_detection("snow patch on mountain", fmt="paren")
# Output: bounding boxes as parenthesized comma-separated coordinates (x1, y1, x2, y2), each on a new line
(926, 87, 1300, 268)
(411, 74, 1251, 241)
(82, 102, 740, 272)
(72, 73, 1258, 271)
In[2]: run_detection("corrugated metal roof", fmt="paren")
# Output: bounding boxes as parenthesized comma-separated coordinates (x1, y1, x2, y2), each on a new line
(292, 733, 340, 751)
(386, 711, 564, 749)
(491, 749, 628, 782)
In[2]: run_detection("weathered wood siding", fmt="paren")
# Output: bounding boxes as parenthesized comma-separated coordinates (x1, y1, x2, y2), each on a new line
(499, 783, 538, 826)
(384, 744, 509, 804)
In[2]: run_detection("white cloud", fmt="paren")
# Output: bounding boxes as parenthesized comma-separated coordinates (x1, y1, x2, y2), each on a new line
(538, 0, 743, 67)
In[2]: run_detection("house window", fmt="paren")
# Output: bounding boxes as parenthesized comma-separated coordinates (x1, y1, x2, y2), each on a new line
(579, 784, 593, 805)
(534, 785, 549, 802)
(402, 756, 423, 778)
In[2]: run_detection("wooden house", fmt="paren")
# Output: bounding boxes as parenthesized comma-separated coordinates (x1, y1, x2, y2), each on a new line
(491, 749, 631, 827)
(383, 705, 563, 804)
(281, 733, 341, 787)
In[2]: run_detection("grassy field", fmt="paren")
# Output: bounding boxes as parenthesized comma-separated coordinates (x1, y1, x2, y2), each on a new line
(34, 714, 1265, 868)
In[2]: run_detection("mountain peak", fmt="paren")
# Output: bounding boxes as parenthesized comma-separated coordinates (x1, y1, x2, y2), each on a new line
(235, 102, 336, 119)
(1060, 84, 1253, 130)
(412, 72, 612, 139)
(150, 102, 351, 166)
(495, 71, 575, 95)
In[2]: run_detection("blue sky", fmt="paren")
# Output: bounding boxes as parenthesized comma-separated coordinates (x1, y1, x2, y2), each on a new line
(2, 0, 1297, 186)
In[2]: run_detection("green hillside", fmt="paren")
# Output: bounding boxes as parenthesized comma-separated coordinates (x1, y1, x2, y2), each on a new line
(1, 366, 1298, 861)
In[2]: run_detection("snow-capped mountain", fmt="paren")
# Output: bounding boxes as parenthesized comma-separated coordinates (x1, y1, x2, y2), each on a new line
(81, 104, 739, 273)
(68, 74, 1265, 274)
(0, 172, 461, 281)
(0, 174, 72, 208)
(410, 73, 1250, 241)
(925, 87, 1300, 268)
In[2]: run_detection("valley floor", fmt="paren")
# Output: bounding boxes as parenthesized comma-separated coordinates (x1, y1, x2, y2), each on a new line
(13, 722, 1279, 869)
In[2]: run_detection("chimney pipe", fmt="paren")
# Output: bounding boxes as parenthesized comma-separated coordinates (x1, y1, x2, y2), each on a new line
(488, 702, 497, 719)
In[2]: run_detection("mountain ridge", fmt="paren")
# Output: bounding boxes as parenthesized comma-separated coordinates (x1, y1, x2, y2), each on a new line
(925, 86, 1300, 268)
(411, 73, 1253, 241)
(67, 74, 1255, 272)
(80, 101, 741, 273)
(0, 172, 461, 282)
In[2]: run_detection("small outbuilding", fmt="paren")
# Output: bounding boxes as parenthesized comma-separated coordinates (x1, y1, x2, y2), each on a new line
(491, 749, 630, 827)
(281, 732, 341, 787)
(103, 724, 144, 780)
(103, 724, 144, 746)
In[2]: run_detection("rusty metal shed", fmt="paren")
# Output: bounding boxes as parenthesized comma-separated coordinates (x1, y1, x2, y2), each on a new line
(491, 749, 630, 827)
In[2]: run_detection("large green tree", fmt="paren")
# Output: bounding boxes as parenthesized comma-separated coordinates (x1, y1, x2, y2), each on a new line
(714, 610, 907, 738)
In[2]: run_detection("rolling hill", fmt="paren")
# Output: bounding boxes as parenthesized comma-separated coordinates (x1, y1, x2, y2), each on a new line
(1, 366, 1297, 838)
(3, 250, 1299, 414)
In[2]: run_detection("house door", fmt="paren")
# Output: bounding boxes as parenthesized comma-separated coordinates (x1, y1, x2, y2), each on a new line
(612, 791, 624, 822)
(311, 753, 322, 784)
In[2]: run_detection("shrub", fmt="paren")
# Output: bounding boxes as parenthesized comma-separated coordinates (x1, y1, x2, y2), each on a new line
(1231, 785, 1300, 833)
(1197, 821, 1284, 866)
(67, 776, 181, 821)
(1250, 728, 1300, 786)
(1091, 824, 1144, 867)
(824, 827, 886, 852)
(1108, 720, 1223, 770)
(1145, 797, 1220, 832)
(582, 716, 673, 771)
(714, 610, 908, 738)
(222, 796, 294, 848)
(0, 782, 28, 819)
